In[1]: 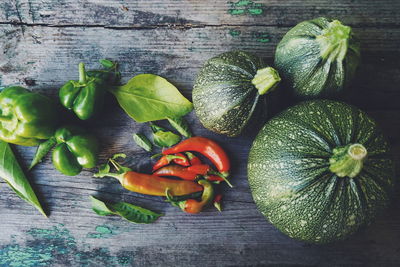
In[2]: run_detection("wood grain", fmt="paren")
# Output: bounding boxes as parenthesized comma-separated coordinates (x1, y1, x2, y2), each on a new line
(0, 0, 399, 266)
(1, 0, 400, 27)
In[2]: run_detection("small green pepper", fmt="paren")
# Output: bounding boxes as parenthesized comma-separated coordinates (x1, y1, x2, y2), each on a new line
(0, 86, 59, 146)
(59, 63, 106, 120)
(52, 125, 99, 176)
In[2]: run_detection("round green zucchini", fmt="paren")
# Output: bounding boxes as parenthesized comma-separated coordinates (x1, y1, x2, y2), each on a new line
(248, 100, 395, 243)
(193, 51, 280, 137)
(274, 17, 360, 99)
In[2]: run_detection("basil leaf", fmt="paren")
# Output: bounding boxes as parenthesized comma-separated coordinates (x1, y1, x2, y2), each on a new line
(96, 163, 111, 177)
(167, 191, 203, 202)
(99, 59, 115, 69)
(150, 153, 162, 159)
(153, 131, 180, 148)
(133, 133, 152, 152)
(167, 117, 192, 138)
(90, 196, 162, 224)
(29, 137, 56, 170)
(0, 141, 46, 217)
(110, 74, 193, 122)
(112, 153, 126, 160)
(110, 202, 162, 224)
(149, 123, 166, 133)
(90, 196, 114, 216)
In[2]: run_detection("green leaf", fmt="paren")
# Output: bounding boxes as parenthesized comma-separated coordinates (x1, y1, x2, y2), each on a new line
(90, 196, 114, 216)
(149, 123, 166, 133)
(132, 133, 152, 152)
(96, 163, 111, 177)
(110, 74, 193, 122)
(99, 59, 115, 69)
(29, 137, 56, 170)
(0, 141, 46, 217)
(150, 153, 163, 159)
(110, 202, 162, 224)
(112, 153, 126, 160)
(167, 117, 192, 138)
(90, 196, 162, 224)
(153, 131, 180, 148)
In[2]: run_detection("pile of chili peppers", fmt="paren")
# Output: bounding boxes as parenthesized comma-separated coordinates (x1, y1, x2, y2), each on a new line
(95, 137, 231, 214)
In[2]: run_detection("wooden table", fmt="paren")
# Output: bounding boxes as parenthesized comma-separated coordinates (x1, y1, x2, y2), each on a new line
(1, 1, 399, 266)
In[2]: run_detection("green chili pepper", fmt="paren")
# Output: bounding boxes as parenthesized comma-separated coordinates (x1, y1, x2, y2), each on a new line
(52, 125, 99, 176)
(0, 86, 59, 146)
(59, 63, 106, 120)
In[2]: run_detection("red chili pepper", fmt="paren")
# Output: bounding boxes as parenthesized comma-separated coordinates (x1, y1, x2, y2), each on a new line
(152, 154, 186, 171)
(213, 194, 222, 212)
(187, 164, 210, 175)
(153, 155, 170, 171)
(206, 175, 224, 182)
(163, 137, 230, 176)
(153, 165, 199, 181)
(185, 152, 202, 165)
(173, 153, 190, 166)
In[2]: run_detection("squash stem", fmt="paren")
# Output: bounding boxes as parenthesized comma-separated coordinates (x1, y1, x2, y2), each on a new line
(316, 20, 351, 62)
(251, 67, 281, 95)
(0, 115, 13, 122)
(329, 143, 367, 178)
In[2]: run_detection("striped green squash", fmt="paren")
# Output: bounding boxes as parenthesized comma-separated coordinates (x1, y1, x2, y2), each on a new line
(274, 17, 360, 100)
(193, 51, 280, 137)
(248, 100, 395, 243)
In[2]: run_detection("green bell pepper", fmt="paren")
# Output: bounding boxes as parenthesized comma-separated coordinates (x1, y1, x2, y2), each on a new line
(0, 86, 59, 146)
(52, 125, 99, 176)
(59, 63, 105, 120)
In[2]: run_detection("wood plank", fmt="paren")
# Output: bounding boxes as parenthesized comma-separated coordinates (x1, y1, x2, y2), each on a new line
(1, 0, 400, 27)
(0, 25, 399, 111)
(0, 108, 399, 266)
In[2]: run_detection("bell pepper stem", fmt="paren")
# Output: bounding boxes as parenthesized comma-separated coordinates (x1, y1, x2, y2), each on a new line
(79, 62, 87, 84)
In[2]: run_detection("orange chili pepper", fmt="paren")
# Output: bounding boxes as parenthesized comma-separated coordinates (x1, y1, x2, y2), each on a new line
(95, 156, 203, 196)
(122, 171, 202, 196)
(178, 180, 214, 214)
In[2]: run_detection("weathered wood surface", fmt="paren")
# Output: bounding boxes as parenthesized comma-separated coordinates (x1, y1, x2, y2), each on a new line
(0, 1, 400, 266)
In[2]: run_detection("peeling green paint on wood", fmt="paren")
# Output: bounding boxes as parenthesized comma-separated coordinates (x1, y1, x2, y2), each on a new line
(87, 225, 121, 239)
(252, 31, 271, 43)
(229, 29, 241, 37)
(228, 0, 264, 16)
(0, 225, 133, 266)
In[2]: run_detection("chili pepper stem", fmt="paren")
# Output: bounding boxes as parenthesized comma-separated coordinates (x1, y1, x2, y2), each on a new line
(78, 62, 87, 84)
(93, 170, 124, 182)
(214, 202, 222, 212)
(209, 169, 233, 188)
(93, 158, 126, 183)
